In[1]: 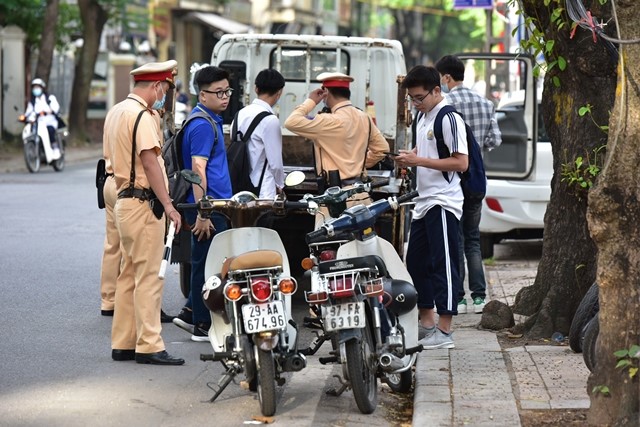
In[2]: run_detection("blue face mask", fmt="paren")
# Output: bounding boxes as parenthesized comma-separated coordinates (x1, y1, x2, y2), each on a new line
(440, 82, 450, 94)
(32, 88, 43, 97)
(152, 85, 166, 110)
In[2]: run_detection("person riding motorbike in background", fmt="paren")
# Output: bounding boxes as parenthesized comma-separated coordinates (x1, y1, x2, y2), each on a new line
(24, 78, 62, 159)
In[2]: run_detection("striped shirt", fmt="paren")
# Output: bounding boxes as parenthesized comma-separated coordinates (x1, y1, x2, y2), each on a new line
(446, 85, 501, 151)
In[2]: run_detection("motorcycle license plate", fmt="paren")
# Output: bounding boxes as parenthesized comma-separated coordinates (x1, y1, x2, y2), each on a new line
(323, 302, 365, 331)
(242, 301, 287, 334)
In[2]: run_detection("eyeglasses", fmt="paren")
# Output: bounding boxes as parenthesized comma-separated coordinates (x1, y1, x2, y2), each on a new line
(201, 88, 234, 99)
(406, 89, 433, 105)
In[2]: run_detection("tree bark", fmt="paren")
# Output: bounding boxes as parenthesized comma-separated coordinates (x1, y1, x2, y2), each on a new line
(68, 0, 108, 145)
(512, 1, 616, 338)
(35, 0, 59, 84)
(586, 1, 640, 424)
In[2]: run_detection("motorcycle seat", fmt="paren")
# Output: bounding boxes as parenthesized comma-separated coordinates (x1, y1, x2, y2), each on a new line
(229, 250, 283, 271)
(318, 255, 388, 277)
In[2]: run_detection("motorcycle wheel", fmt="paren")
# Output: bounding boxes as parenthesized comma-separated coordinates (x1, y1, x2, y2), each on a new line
(52, 154, 65, 172)
(256, 348, 277, 416)
(568, 281, 599, 353)
(345, 325, 378, 414)
(384, 369, 413, 394)
(24, 140, 40, 173)
(582, 315, 599, 373)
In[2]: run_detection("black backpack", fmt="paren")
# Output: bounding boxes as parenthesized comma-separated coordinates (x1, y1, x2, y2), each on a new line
(227, 110, 272, 195)
(412, 106, 486, 196)
(162, 111, 217, 207)
(433, 105, 486, 196)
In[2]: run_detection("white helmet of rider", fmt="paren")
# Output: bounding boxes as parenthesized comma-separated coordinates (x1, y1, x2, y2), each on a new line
(31, 78, 46, 88)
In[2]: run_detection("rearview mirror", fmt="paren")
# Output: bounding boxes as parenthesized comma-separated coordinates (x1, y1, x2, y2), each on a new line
(180, 169, 201, 185)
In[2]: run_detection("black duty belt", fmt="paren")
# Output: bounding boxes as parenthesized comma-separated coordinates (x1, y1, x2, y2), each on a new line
(117, 187, 154, 201)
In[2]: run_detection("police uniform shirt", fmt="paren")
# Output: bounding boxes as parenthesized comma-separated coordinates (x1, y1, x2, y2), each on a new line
(284, 99, 389, 180)
(413, 98, 466, 221)
(104, 94, 166, 194)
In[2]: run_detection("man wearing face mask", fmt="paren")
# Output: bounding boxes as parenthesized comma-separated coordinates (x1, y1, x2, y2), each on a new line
(105, 60, 184, 365)
(24, 78, 62, 159)
(435, 55, 501, 315)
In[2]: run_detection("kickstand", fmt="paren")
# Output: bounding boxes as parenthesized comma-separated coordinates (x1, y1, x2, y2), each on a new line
(207, 365, 240, 403)
(326, 375, 349, 397)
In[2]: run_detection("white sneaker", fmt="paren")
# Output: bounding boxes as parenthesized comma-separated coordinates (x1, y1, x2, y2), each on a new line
(418, 329, 455, 349)
(457, 299, 467, 314)
(473, 297, 486, 314)
(52, 148, 61, 160)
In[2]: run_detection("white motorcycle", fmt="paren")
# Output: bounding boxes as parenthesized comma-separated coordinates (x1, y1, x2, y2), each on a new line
(18, 113, 66, 173)
(300, 186, 421, 414)
(178, 170, 309, 416)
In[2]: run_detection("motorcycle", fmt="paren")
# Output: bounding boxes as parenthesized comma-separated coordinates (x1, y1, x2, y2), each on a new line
(18, 112, 66, 173)
(300, 187, 421, 414)
(178, 170, 309, 416)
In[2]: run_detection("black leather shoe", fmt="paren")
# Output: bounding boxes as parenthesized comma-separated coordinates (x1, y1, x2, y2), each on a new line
(112, 349, 135, 361)
(101, 309, 114, 316)
(135, 350, 185, 365)
(160, 309, 173, 323)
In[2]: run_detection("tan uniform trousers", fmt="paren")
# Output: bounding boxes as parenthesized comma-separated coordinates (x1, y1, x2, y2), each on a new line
(112, 197, 165, 353)
(100, 176, 119, 311)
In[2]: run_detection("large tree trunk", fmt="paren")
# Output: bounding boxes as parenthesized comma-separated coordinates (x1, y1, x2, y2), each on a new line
(68, 0, 108, 145)
(586, 2, 640, 424)
(34, 0, 59, 84)
(512, 1, 616, 338)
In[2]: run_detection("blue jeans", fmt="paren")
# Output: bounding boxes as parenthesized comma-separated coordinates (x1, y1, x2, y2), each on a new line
(184, 211, 229, 325)
(458, 192, 486, 300)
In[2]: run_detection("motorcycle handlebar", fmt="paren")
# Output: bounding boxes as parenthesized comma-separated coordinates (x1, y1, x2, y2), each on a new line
(397, 190, 419, 204)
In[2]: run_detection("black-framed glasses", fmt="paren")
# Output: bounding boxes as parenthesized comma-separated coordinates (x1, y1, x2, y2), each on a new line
(406, 89, 433, 105)
(201, 88, 234, 99)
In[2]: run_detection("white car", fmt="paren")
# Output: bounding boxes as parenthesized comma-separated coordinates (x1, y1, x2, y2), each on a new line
(479, 98, 552, 258)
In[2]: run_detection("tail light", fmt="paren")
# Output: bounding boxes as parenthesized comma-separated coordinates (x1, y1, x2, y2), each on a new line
(225, 283, 243, 301)
(485, 197, 504, 213)
(301, 257, 315, 271)
(319, 250, 337, 261)
(251, 276, 272, 302)
(330, 276, 354, 298)
(278, 277, 297, 295)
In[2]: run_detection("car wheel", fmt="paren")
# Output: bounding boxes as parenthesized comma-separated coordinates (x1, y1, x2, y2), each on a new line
(480, 235, 495, 259)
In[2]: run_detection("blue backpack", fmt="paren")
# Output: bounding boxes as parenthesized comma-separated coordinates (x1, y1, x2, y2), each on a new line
(432, 105, 487, 196)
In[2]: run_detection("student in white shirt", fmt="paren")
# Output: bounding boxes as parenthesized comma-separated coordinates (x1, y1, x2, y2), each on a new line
(395, 65, 469, 350)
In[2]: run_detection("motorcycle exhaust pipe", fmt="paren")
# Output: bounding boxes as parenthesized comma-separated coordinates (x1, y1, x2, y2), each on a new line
(284, 353, 307, 372)
(379, 353, 405, 372)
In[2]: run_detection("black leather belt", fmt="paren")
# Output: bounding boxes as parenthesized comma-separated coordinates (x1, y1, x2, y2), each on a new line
(117, 187, 154, 201)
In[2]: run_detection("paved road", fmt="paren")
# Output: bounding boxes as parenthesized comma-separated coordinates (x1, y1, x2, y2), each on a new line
(0, 159, 404, 426)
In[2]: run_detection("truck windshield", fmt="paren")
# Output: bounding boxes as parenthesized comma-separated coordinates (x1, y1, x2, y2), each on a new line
(273, 49, 349, 81)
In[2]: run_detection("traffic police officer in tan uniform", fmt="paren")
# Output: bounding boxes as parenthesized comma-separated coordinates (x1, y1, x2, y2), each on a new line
(284, 72, 389, 185)
(105, 60, 184, 365)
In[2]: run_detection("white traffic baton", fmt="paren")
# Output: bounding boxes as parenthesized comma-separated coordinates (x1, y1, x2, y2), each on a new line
(158, 221, 176, 279)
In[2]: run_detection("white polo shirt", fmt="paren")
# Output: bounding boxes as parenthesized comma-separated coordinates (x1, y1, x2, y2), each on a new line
(413, 99, 467, 220)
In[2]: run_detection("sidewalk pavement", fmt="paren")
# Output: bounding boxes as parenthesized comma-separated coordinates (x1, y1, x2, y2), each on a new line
(412, 241, 591, 426)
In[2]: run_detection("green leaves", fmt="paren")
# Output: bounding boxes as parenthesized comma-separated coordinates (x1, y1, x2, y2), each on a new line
(615, 345, 640, 379)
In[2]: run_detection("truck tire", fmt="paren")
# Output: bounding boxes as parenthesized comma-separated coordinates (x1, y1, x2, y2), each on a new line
(582, 315, 599, 372)
(569, 282, 599, 353)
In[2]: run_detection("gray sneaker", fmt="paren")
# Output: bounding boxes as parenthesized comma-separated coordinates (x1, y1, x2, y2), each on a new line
(418, 329, 455, 349)
(418, 325, 436, 340)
